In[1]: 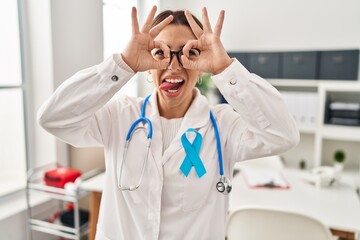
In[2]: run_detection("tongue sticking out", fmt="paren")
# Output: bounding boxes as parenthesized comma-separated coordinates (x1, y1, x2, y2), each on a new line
(159, 81, 183, 91)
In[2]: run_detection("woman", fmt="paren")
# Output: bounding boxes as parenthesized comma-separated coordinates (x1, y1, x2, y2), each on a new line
(38, 6, 299, 240)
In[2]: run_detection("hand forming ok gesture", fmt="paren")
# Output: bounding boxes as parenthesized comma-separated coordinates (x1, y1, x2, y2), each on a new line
(121, 6, 173, 72)
(182, 8, 233, 75)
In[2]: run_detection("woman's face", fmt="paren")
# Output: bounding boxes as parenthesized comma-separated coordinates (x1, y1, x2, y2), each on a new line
(150, 24, 202, 118)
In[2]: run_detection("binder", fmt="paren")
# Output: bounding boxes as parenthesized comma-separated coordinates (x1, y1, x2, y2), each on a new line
(242, 169, 290, 189)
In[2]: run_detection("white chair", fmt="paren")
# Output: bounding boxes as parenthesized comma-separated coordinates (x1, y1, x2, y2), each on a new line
(226, 207, 333, 240)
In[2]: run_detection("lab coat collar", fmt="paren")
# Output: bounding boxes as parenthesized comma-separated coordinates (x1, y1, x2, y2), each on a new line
(147, 89, 211, 166)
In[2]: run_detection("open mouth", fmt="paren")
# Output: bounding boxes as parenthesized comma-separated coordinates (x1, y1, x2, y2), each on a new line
(159, 79, 185, 93)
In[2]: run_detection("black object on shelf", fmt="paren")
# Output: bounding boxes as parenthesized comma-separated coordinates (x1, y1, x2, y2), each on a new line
(60, 209, 89, 227)
(325, 101, 360, 126)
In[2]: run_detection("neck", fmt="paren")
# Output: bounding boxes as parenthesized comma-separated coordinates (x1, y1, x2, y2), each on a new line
(157, 90, 196, 119)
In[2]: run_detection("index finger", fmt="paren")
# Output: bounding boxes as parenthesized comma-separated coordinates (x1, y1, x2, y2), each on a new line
(185, 10, 203, 39)
(141, 5, 157, 33)
(149, 15, 174, 38)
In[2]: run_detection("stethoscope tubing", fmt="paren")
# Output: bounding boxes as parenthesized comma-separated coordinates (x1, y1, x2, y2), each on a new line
(210, 111, 224, 176)
(118, 94, 230, 194)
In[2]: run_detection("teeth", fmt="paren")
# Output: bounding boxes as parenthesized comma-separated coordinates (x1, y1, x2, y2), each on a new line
(167, 89, 179, 93)
(165, 79, 183, 83)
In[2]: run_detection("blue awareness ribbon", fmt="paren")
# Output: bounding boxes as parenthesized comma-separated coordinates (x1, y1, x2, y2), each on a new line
(180, 128, 206, 178)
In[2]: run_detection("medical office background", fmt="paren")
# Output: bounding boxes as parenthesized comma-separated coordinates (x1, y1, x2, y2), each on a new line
(1, 0, 360, 239)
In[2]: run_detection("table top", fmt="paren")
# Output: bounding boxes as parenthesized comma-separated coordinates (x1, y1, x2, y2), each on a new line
(229, 168, 360, 233)
(81, 168, 360, 233)
(80, 172, 105, 192)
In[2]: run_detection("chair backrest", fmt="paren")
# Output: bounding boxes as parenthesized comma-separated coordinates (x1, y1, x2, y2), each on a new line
(226, 207, 333, 240)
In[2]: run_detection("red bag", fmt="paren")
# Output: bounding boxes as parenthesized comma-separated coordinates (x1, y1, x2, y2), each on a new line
(44, 167, 81, 188)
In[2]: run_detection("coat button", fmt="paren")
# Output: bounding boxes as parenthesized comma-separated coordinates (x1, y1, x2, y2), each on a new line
(230, 79, 237, 85)
(111, 75, 119, 81)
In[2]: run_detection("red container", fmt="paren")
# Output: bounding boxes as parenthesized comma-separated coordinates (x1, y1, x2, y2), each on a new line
(44, 167, 81, 188)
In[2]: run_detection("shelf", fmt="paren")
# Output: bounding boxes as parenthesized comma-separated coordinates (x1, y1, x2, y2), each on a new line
(268, 79, 359, 88)
(321, 125, 360, 142)
(26, 165, 101, 240)
(298, 124, 316, 134)
(29, 218, 88, 239)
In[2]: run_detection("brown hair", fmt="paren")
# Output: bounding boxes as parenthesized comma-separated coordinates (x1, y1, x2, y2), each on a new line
(151, 10, 203, 30)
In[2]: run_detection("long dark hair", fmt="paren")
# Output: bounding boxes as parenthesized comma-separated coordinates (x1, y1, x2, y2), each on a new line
(151, 10, 203, 31)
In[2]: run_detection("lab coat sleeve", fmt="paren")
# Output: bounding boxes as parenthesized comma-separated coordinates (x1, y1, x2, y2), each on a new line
(211, 59, 300, 163)
(37, 55, 135, 147)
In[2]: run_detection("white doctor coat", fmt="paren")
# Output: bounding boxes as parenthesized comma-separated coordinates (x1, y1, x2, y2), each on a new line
(38, 56, 299, 240)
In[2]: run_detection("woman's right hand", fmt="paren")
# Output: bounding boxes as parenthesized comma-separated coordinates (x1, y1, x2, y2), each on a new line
(121, 6, 173, 72)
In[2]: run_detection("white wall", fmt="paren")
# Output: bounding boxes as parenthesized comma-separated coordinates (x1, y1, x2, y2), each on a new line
(1, 1, 104, 239)
(159, 0, 360, 51)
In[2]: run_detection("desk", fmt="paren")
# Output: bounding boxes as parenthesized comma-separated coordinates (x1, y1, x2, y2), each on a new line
(80, 173, 105, 240)
(229, 168, 360, 240)
(82, 169, 360, 240)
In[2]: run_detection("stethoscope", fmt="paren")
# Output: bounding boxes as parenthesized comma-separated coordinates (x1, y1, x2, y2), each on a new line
(118, 95, 232, 195)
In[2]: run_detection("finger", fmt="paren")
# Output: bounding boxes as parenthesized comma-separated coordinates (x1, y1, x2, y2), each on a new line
(181, 55, 198, 70)
(214, 10, 225, 37)
(141, 5, 157, 33)
(153, 40, 170, 58)
(158, 58, 171, 69)
(149, 15, 174, 38)
(185, 10, 203, 39)
(202, 7, 212, 33)
(151, 58, 171, 70)
(131, 7, 140, 34)
(182, 40, 199, 58)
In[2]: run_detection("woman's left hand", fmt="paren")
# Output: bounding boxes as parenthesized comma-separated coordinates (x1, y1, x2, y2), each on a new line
(182, 8, 233, 75)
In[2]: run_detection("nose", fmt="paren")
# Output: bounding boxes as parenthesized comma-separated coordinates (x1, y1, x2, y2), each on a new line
(168, 52, 182, 71)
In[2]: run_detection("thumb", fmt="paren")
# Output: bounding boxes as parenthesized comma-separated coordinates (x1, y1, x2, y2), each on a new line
(181, 55, 198, 70)
(152, 58, 170, 70)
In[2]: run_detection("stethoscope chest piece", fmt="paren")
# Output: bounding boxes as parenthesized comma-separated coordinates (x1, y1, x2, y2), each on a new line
(216, 176, 232, 195)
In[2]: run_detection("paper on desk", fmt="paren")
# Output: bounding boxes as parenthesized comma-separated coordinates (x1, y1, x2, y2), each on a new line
(242, 169, 290, 189)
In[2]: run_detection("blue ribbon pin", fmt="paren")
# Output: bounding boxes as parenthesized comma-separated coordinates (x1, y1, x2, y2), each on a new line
(180, 128, 206, 178)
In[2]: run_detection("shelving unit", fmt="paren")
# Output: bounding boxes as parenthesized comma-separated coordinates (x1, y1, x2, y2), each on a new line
(276, 80, 360, 188)
(26, 164, 101, 240)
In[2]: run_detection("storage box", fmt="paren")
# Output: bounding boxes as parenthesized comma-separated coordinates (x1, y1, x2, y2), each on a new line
(248, 52, 280, 78)
(319, 50, 359, 80)
(44, 167, 81, 188)
(281, 51, 318, 79)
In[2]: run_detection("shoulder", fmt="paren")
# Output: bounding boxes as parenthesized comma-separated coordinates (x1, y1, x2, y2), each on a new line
(210, 103, 236, 118)
(105, 94, 143, 113)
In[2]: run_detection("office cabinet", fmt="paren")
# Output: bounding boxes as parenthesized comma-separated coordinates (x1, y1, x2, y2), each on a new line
(319, 50, 359, 80)
(277, 83, 360, 188)
(224, 49, 360, 189)
(281, 51, 318, 79)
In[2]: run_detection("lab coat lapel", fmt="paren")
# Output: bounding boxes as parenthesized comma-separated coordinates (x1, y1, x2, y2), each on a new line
(162, 90, 211, 165)
(147, 91, 164, 180)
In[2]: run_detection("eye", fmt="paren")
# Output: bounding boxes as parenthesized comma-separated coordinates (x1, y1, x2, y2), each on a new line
(151, 49, 165, 60)
(189, 48, 200, 57)
(154, 50, 164, 56)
